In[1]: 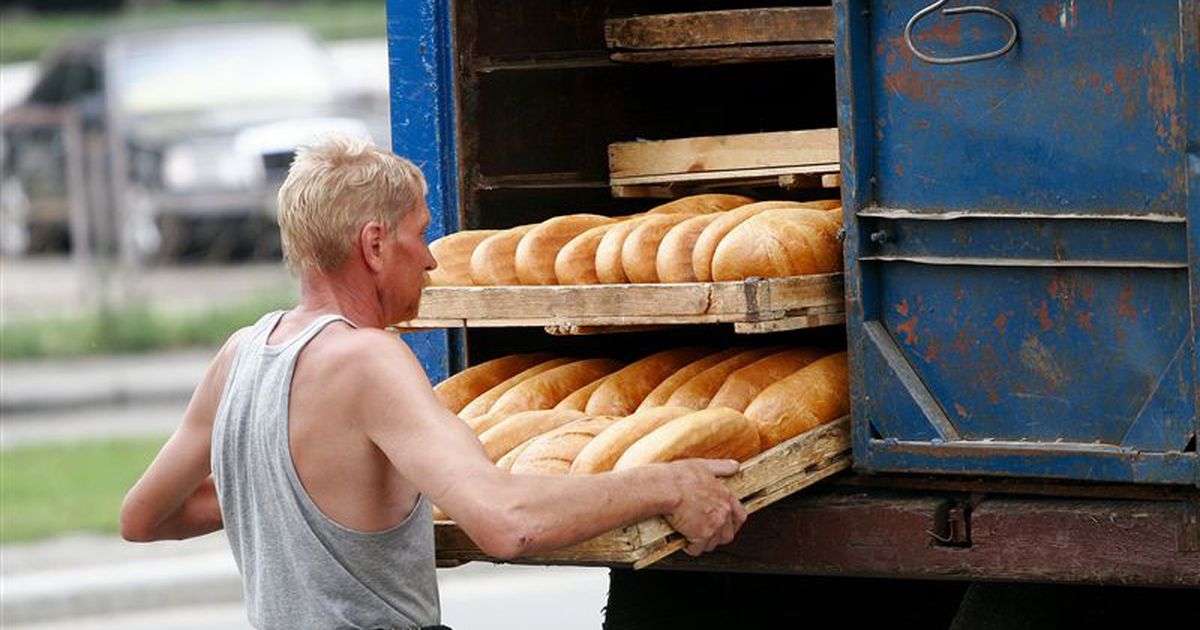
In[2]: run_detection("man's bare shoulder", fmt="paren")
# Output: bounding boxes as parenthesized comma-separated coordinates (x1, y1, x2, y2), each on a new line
(302, 325, 429, 386)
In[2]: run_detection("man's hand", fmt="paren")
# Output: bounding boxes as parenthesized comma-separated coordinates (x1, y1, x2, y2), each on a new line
(662, 459, 748, 556)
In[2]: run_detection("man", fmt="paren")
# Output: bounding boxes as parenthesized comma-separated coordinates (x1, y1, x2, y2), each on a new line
(121, 137, 747, 629)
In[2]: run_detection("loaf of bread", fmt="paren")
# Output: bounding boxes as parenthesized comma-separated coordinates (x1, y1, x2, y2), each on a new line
(553, 375, 611, 411)
(636, 348, 744, 411)
(621, 213, 696, 283)
(690, 201, 808, 282)
(664, 347, 780, 409)
(655, 213, 723, 283)
(555, 222, 619, 285)
(708, 347, 828, 412)
(594, 217, 649, 284)
(428, 230, 499, 286)
(464, 410, 510, 435)
(584, 347, 714, 416)
(458, 357, 575, 419)
(711, 209, 842, 281)
(434, 352, 555, 414)
(469, 225, 536, 286)
(489, 358, 624, 416)
(613, 408, 761, 471)
(569, 406, 695, 474)
(509, 416, 620, 475)
(744, 351, 849, 449)
(479, 409, 587, 462)
(497, 437, 536, 471)
(515, 214, 615, 285)
(645, 194, 755, 215)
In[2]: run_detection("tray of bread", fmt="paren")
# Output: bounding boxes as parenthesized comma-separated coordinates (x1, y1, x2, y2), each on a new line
(431, 346, 851, 569)
(401, 195, 846, 335)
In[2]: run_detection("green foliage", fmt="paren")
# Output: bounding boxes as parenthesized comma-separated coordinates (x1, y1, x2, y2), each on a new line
(0, 0, 386, 63)
(0, 436, 169, 543)
(0, 290, 296, 360)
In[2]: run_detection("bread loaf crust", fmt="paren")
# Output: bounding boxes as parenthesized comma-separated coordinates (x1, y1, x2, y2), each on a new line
(656, 213, 723, 283)
(664, 347, 780, 409)
(691, 201, 809, 282)
(710, 209, 842, 281)
(613, 408, 761, 471)
(497, 437, 536, 471)
(584, 347, 714, 416)
(554, 375, 611, 411)
(479, 409, 587, 462)
(569, 406, 694, 474)
(555, 222, 619, 285)
(428, 230, 500, 286)
(470, 225, 536, 286)
(594, 217, 649, 284)
(458, 357, 575, 419)
(621, 214, 695, 283)
(434, 352, 555, 414)
(490, 358, 624, 416)
(744, 351, 849, 449)
(516, 214, 615, 285)
(645, 194, 755, 215)
(636, 348, 743, 411)
(465, 410, 510, 435)
(510, 416, 620, 475)
(708, 347, 828, 412)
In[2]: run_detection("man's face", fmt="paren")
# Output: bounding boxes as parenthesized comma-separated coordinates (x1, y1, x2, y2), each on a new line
(382, 198, 437, 323)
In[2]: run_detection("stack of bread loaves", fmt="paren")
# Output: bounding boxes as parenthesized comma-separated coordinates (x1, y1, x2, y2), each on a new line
(433, 346, 848, 479)
(426, 194, 843, 286)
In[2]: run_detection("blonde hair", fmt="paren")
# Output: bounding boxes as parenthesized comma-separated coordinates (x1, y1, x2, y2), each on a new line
(277, 136, 428, 271)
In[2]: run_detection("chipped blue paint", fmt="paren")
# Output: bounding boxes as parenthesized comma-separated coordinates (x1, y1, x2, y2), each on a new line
(386, 0, 462, 384)
(836, 0, 1200, 486)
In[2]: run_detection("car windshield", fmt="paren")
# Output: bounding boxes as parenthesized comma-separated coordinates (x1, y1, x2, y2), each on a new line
(116, 25, 336, 115)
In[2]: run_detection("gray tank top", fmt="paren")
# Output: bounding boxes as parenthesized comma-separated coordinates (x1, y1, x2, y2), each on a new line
(212, 311, 440, 629)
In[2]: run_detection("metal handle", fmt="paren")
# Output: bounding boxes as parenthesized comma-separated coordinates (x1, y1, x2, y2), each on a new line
(905, 0, 1018, 65)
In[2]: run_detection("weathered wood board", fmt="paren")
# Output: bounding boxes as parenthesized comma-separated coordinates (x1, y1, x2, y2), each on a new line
(435, 416, 851, 569)
(609, 129, 839, 184)
(399, 274, 844, 334)
(605, 8, 834, 50)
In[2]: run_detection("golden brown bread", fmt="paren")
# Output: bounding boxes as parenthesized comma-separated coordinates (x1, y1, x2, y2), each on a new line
(621, 214, 696, 283)
(489, 358, 624, 416)
(613, 408, 761, 471)
(469, 225, 536, 286)
(664, 347, 780, 409)
(584, 347, 715, 416)
(458, 357, 575, 419)
(553, 375, 611, 411)
(497, 437, 536, 471)
(428, 230, 500, 286)
(555, 222, 619, 285)
(708, 347, 829, 412)
(711, 209, 843, 281)
(645, 194, 755, 215)
(509, 416, 620, 475)
(594, 217, 648, 284)
(464, 410, 510, 435)
(691, 201, 810, 282)
(434, 352, 556, 414)
(569, 406, 695, 474)
(744, 351, 849, 449)
(479, 409, 587, 462)
(515, 214, 615, 285)
(636, 348, 744, 411)
(656, 213, 723, 283)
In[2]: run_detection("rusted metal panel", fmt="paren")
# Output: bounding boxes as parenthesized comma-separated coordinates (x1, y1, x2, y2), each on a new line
(654, 489, 1200, 587)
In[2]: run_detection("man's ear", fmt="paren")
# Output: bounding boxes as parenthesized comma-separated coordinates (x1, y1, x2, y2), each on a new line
(359, 221, 387, 272)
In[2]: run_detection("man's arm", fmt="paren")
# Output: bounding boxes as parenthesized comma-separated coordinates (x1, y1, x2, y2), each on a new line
(351, 331, 747, 559)
(119, 329, 246, 542)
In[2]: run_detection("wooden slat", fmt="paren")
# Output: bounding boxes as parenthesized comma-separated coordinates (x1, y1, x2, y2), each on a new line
(434, 417, 851, 568)
(609, 129, 839, 181)
(610, 43, 835, 65)
(605, 8, 834, 50)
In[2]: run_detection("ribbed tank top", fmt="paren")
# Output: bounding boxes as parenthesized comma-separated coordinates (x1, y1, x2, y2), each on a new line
(211, 311, 439, 629)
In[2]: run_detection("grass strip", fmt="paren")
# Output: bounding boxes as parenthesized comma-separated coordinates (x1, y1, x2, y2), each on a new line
(0, 436, 169, 544)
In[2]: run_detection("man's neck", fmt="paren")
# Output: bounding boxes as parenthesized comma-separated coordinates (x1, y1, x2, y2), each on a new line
(294, 266, 385, 329)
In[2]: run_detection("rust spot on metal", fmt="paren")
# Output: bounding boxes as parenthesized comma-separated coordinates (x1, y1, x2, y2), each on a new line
(953, 402, 971, 419)
(920, 18, 963, 46)
(993, 313, 1008, 333)
(896, 299, 910, 317)
(1081, 283, 1095, 302)
(924, 336, 939, 363)
(1146, 40, 1184, 154)
(1038, 4, 1061, 25)
(1076, 310, 1095, 332)
(1117, 284, 1137, 322)
(896, 316, 919, 346)
(1035, 301, 1053, 332)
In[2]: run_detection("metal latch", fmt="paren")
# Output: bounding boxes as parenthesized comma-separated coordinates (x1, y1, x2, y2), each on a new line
(928, 493, 983, 547)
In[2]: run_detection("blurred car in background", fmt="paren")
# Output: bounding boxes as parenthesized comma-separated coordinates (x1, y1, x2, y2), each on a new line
(0, 21, 388, 259)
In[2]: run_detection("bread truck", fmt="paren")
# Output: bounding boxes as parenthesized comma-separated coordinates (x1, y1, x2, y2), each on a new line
(384, 0, 1198, 624)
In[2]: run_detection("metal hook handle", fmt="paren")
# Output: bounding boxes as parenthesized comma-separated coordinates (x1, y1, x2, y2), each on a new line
(905, 0, 1018, 65)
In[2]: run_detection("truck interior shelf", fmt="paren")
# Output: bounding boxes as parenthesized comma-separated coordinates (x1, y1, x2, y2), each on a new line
(605, 7, 834, 65)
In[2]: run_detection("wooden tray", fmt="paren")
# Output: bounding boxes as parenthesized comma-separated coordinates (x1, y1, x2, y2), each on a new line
(609, 129, 840, 197)
(435, 416, 851, 569)
(400, 274, 844, 335)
